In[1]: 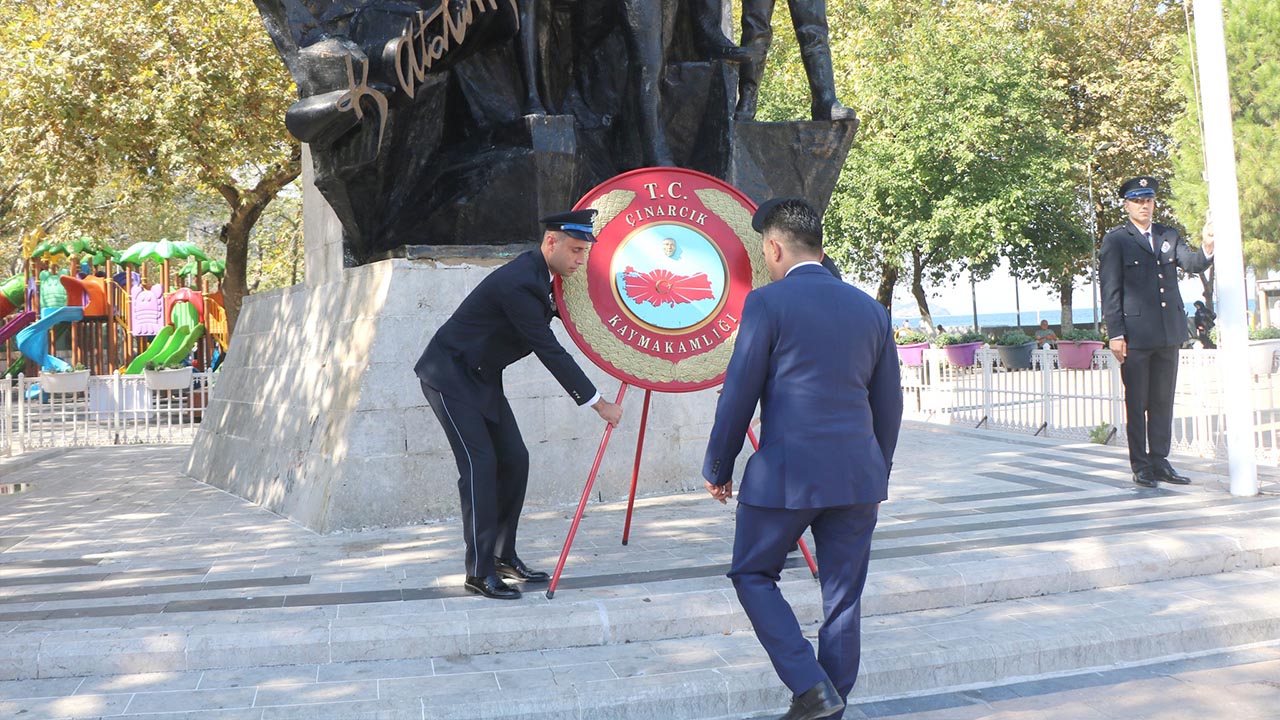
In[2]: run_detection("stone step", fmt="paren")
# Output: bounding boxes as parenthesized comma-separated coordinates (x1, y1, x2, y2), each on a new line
(2, 506, 1278, 684)
(3, 565, 1278, 719)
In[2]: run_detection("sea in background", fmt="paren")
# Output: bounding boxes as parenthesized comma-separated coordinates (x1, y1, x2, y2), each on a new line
(893, 304, 1196, 333)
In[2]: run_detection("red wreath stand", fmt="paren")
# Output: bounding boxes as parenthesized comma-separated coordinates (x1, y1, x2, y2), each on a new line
(545, 383, 819, 599)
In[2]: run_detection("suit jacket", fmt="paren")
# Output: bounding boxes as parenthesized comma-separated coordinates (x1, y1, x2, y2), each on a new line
(702, 264, 903, 508)
(414, 250, 596, 421)
(1099, 221, 1212, 350)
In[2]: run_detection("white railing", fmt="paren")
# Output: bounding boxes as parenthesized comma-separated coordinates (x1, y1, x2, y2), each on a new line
(1, 372, 215, 455)
(902, 346, 1280, 465)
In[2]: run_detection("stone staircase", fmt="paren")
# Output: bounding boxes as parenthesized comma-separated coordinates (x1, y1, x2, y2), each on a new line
(1, 434, 1278, 718)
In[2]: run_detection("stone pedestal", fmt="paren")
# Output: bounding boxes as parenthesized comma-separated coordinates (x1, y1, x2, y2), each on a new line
(186, 252, 724, 533)
(730, 119, 860, 210)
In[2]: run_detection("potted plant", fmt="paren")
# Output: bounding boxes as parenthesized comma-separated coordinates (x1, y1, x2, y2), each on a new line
(1248, 326, 1280, 375)
(144, 360, 193, 391)
(1057, 328, 1106, 369)
(41, 362, 90, 394)
(994, 331, 1037, 370)
(936, 331, 986, 367)
(895, 330, 930, 366)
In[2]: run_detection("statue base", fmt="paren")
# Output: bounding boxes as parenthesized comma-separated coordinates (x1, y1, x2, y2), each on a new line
(186, 251, 721, 533)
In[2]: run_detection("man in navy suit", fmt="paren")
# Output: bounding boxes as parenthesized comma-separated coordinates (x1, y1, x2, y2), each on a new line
(703, 198, 902, 719)
(1099, 176, 1214, 488)
(415, 210, 624, 600)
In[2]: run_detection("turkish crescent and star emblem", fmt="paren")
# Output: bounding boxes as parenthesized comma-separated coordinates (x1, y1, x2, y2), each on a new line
(555, 168, 769, 393)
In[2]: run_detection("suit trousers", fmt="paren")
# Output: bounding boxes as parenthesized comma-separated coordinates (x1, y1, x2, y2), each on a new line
(421, 381, 530, 578)
(1120, 345, 1180, 472)
(729, 501, 879, 713)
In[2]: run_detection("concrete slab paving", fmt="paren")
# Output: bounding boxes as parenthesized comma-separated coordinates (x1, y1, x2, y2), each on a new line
(0, 423, 1278, 718)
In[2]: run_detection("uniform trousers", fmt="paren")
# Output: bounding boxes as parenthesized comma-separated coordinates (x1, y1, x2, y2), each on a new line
(421, 381, 530, 578)
(1120, 345, 1180, 472)
(729, 501, 879, 716)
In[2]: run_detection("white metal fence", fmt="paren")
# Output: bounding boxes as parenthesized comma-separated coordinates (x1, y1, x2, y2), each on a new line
(0, 372, 215, 456)
(4, 350, 1277, 467)
(903, 346, 1280, 465)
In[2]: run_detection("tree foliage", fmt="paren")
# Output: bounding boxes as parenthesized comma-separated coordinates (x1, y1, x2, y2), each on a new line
(1169, 0, 1280, 272)
(1001, 0, 1188, 328)
(758, 0, 1075, 328)
(0, 0, 299, 332)
(753, 0, 1193, 324)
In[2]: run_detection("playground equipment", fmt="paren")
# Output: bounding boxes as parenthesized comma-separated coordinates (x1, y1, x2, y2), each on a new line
(0, 234, 229, 380)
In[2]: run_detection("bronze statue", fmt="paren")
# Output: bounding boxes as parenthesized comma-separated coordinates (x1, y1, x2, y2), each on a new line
(249, 0, 856, 263)
(735, 0, 855, 122)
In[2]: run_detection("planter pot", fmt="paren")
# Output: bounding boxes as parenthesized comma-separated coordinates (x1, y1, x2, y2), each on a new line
(896, 342, 929, 366)
(1248, 339, 1280, 375)
(941, 342, 983, 367)
(995, 341, 1037, 370)
(40, 369, 90, 394)
(1057, 341, 1104, 369)
(144, 367, 193, 391)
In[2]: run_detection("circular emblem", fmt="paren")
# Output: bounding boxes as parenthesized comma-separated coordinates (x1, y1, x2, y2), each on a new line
(556, 168, 768, 392)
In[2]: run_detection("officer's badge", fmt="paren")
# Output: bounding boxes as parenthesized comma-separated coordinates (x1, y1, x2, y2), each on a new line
(1140, 178, 1149, 187)
(1161, 241, 1171, 253)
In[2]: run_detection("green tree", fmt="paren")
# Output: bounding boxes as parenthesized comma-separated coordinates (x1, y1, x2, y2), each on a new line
(0, 0, 299, 333)
(1009, 0, 1189, 329)
(1169, 0, 1280, 274)
(759, 0, 1075, 329)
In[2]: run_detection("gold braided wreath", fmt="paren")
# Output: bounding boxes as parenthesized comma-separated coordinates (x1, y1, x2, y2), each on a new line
(562, 188, 768, 385)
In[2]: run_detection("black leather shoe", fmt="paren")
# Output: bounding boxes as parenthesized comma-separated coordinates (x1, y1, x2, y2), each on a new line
(1132, 468, 1159, 488)
(780, 679, 844, 720)
(495, 556, 550, 584)
(464, 574, 521, 600)
(1153, 463, 1192, 485)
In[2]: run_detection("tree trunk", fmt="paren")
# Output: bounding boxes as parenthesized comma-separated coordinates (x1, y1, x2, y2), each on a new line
(1058, 276, 1074, 333)
(215, 148, 301, 336)
(875, 262, 898, 311)
(1198, 267, 1215, 313)
(221, 218, 252, 335)
(911, 248, 934, 333)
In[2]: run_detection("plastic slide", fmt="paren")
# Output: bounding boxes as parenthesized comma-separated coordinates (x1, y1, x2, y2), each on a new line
(152, 324, 205, 367)
(2, 356, 26, 378)
(15, 306, 85, 373)
(124, 325, 176, 374)
(0, 311, 37, 377)
(0, 310, 37, 345)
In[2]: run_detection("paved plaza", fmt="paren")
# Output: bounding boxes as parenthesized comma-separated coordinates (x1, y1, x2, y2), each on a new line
(0, 422, 1278, 719)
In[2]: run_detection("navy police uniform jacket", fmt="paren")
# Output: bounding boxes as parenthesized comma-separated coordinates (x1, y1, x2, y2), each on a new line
(414, 250, 596, 420)
(702, 264, 903, 508)
(1098, 221, 1212, 350)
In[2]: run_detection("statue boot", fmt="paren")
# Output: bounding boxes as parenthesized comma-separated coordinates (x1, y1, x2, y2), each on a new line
(733, 37, 771, 121)
(801, 45, 856, 122)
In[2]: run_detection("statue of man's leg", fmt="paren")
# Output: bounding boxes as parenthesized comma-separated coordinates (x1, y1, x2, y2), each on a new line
(787, 0, 855, 121)
(621, 0, 676, 166)
(691, 0, 751, 62)
(516, 0, 548, 115)
(735, 0, 776, 121)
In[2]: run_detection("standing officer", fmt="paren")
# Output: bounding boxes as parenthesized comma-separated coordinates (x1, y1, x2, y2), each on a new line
(703, 198, 902, 720)
(734, 0, 855, 122)
(1099, 176, 1214, 488)
(415, 210, 624, 600)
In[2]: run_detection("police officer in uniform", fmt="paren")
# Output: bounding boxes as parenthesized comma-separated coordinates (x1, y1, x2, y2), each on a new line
(1098, 177, 1214, 488)
(415, 210, 624, 599)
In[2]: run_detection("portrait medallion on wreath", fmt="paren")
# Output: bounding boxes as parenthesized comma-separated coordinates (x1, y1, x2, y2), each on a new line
(555, 168, 769, 392)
